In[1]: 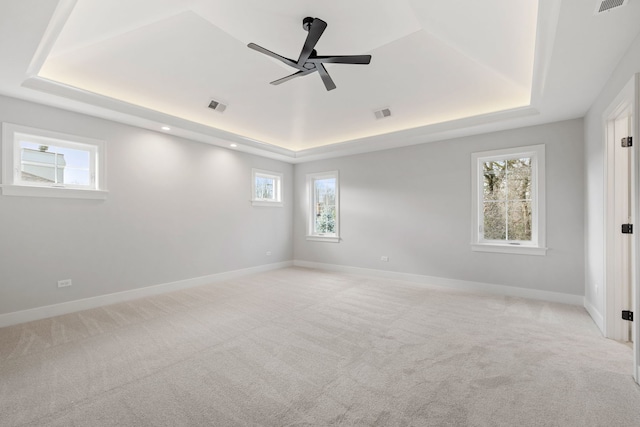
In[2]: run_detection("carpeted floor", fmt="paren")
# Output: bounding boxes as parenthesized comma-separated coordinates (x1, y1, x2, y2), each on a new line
(0, 267, 638, 426)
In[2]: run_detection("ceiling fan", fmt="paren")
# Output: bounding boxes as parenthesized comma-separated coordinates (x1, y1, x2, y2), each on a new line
(248, 17, 372, 91)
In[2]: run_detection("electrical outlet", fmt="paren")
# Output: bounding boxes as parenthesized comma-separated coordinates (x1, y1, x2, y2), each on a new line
(266, 251, 272, 256)
(595, 284, 599, 294)
(58, 279, 72, 288)
(380, 256, 389, 262)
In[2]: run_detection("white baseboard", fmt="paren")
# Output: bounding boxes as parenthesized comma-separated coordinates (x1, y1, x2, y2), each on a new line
(583, 298, 605, 335)
(293, 260, 584, 305)
(0, 260, 586, 329)
(0, 261, 293, 328)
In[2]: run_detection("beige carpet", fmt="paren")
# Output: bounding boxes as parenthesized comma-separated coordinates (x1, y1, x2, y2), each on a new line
(0, 267, 638, 426)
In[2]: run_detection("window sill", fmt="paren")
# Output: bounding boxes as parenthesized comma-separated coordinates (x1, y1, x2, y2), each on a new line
(251, 200, 283, 207)
(471, 243, 547, 256)
(306, 235, 340, 243)
(1, 185, 108, 200)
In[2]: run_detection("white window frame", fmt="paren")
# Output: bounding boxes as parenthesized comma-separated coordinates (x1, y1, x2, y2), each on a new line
(1, 123, 107, 199)
(251, 169, 283, 207)
(307, 170, 340, 243)
(471, 144, 546, 255)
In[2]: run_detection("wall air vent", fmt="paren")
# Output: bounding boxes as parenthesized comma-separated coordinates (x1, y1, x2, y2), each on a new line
(208, 99, 227, 113)
(374, 108, 392, 120)
(595, 0, 628, 14)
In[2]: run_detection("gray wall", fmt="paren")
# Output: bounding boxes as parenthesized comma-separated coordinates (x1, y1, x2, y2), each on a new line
(294, 119, 585, 296)
(584, 32, 640, 317)
(0, 95, 293, 315)
(0, 97, 592, 316)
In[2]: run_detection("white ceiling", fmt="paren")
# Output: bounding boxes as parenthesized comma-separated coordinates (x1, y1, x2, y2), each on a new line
(0, 0, 639, 162)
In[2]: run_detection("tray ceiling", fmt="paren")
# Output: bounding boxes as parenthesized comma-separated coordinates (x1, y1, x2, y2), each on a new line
(36, 0, 538, 151)
(2, 0, 639, 161)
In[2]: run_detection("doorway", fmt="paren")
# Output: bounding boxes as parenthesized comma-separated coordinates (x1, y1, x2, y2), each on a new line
(603, 74, 638, 384)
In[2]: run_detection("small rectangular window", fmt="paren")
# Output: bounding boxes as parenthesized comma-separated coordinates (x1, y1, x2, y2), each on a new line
(1, 123, 107, 199)
(471, 145, 545, 255)
(251, 169, 282, 206)
(307, 171, 340, 242)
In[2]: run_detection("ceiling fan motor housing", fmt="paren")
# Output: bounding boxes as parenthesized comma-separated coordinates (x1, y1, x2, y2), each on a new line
(303, 17, 315, 31)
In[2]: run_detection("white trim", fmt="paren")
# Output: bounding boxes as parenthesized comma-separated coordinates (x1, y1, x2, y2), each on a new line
(22, 77, 545, 165)
(25, 0, 78, 77)
(471, 243, 547, 256)
(602, 77, 635, 342)
(471, 144, 546, 255)
(22, 77, 297, 163)
(293, 260, 583, 306)
(251, 201, 283, 207)
(0, 261, 293, 328)
(584, 299, 605, 335)
(529, 0, 562, 108)
(292, 107, 540, 163)
(600, 73, 639, 384)
(632, 73, 640, 384)
(1, 122, 107, 197)
(306, 235, 340, 243)
(251, 168, 283, 206)
(1, 185, 108, 199)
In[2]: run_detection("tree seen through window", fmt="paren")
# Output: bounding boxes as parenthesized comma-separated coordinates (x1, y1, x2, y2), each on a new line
(483, 157, 532, 241)
(255, 176, 274, 200)
(314, 178, 336, 234)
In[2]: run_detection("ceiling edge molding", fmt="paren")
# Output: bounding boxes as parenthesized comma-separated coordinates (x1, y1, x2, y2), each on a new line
(19, 77, 541, 164)
(26, 0, 77, 77)
(21, 77, 296, 162)
(291, 106, 540, 163)
(530, 0, 562, 108)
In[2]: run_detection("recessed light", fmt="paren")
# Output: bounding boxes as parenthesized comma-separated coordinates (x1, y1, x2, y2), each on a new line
(161, 126, 171, 131)
(230, 144, 238, 148)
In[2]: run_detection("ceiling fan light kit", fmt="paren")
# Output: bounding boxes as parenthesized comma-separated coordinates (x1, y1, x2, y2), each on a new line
(248, 17, 372, 91)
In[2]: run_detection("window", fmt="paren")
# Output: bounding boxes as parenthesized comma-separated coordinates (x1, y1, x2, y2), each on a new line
(251, 169, 282, 206)
(307, 171, 340, 242)
(471, 144, 546, 255)
(1, 123, 107, 199)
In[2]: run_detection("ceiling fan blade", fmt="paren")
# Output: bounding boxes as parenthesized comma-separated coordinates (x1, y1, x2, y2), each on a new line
(309, 55, 372, 65)
(317, 64, 336, 91)
(248, 43, 303, 70)
(297, 18, 327, 65)
(270, 69, 314, 85)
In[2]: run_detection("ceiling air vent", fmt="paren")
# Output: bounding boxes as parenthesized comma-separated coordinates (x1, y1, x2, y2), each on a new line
(595, 0, 628, 14)
(374, 108, 392, 120)
(208, 99, 227, 113)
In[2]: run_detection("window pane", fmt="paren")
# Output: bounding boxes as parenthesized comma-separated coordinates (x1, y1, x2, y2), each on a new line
(483, 201, 506, 240)
(315, 178, 335, 205)
(314, 178, 336, 234)
(315, 205, 336, 234)
(20, 142, 91, 186)
(63, 168, 91, 186)
(482, 158, 532, 242)
(506, 158, 531, 200)
(256, 176, 275, 200)
(483, 161, 506, 200)
(21, 164, 56, 183)
(507, 200, 532, 241)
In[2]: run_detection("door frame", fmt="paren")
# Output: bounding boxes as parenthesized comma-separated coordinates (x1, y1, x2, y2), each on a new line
(602, 74, 638, 383)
